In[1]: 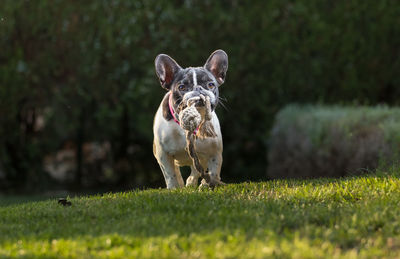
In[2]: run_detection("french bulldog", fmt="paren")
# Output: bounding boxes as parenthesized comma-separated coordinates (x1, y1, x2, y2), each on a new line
(153, 50, 228, 189)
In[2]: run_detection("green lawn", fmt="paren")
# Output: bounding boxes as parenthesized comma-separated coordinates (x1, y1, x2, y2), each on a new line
(1, 171, 400, 258)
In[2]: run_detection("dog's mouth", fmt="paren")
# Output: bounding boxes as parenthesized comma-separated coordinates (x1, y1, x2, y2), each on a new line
(187, 96, 205, 107)
(178, 95, 203, 113)
(180, 95, 215, 114)
(181, 92, 217, 111)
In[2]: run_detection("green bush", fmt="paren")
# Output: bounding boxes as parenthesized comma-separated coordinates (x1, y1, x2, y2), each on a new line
(0, 0, 399, 190)
(268, 105, 400, 178)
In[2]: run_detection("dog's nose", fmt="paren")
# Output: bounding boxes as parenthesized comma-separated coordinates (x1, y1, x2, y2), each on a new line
(193, 85, 202, 91)
(194, 85, 208, 96)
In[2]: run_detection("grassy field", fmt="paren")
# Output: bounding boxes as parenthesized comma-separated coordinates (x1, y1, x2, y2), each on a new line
(1, 171, 400, 258)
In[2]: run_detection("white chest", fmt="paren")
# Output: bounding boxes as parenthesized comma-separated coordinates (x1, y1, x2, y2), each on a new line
(153, 105, 223, 166)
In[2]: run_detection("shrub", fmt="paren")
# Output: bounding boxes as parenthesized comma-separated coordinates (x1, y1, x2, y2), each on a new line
(268, 105, 400, 179)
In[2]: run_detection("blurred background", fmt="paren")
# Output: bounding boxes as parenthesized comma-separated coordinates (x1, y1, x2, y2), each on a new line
(0, 0, 399, 194)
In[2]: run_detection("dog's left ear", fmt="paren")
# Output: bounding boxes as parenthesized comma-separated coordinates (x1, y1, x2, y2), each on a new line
(204, 50, 228, 85)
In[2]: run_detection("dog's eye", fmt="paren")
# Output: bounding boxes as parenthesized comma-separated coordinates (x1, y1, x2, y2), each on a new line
(178, 84, 186, 91)
(208, 82, 215, 89)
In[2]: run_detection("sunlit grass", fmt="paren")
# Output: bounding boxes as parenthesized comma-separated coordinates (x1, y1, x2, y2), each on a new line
(1, 170, 400, 258)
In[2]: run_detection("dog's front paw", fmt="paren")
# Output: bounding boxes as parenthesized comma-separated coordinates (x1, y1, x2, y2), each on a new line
(186, 175, 199, 187)
(199, 178, 225, 190)
(199, 179, 210, 190)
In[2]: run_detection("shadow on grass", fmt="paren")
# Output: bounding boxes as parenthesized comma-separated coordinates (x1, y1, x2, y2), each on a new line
(0, 196, 54, 207)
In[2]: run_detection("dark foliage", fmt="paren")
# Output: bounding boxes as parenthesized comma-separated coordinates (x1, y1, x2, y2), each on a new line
(0, 0, 399, 191)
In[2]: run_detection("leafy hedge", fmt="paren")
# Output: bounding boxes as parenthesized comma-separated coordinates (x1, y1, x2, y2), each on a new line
(0, 0, 399, 191)
(268, 105, 400, 178)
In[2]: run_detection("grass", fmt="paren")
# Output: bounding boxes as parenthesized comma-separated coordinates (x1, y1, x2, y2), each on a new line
(1, 171, 400, 258)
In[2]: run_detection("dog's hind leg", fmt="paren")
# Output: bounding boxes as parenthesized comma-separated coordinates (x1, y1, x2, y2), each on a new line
(186, 166, 200, 187)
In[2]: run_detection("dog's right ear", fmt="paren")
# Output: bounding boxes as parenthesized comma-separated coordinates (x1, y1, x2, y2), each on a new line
(155, 54, 182, 90)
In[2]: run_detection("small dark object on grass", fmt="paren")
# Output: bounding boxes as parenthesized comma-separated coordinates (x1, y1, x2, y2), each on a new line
(58, 198, 72, 206)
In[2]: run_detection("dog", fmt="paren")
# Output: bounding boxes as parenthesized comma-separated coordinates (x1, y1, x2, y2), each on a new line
(153, 50, 228, 189)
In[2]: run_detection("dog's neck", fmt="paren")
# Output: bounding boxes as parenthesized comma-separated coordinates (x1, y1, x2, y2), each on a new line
(166, 92, 200, 134)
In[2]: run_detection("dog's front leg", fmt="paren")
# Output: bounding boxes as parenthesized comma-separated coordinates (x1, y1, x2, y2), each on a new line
(156, 151, 184, 189)
(200, 153, 223, 187)
(208, 153, 222, 182)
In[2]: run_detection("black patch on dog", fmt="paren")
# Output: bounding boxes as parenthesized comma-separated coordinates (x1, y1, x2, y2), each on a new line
(162, 91, 185, 121)
(162, 93, 173, 121)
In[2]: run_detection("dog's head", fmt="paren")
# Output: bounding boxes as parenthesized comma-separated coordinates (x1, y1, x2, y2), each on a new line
(155, 50, 228, 115)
